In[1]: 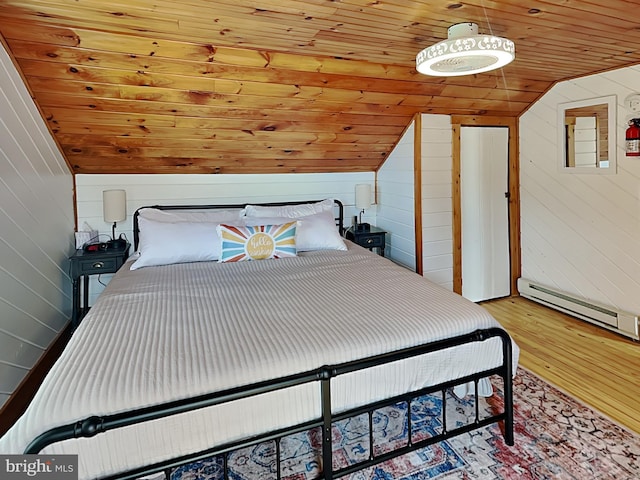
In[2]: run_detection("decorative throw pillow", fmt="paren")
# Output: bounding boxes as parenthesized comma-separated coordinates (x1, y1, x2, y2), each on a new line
(217, 222, 298, 262)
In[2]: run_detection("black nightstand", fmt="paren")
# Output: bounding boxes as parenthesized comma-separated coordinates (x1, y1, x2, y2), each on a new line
(345, 226, 387, 257)
(69, 243, 130, 330)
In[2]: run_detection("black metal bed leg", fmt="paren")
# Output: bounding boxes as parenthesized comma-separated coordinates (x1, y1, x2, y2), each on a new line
(321, 373, 333, 480)
(501, 330, 515, 446)
(503, 374, 514, 446)
(276, 437, 282, 480)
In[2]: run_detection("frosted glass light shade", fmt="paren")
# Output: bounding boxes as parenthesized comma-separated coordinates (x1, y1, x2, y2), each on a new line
(355, 184, 372, 210)
(103, 189, 127, 223)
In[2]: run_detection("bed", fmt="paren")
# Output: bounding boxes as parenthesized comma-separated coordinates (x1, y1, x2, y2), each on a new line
(0, 198, 519, 480)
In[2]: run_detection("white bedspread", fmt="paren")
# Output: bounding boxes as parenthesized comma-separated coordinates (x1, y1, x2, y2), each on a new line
(0, 243, 519, 479)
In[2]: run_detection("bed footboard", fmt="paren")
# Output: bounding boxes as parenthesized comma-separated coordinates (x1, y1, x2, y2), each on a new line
(25, 327, 514, 480)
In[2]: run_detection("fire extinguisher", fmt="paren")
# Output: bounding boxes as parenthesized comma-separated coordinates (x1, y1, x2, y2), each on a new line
(626, 118, 640, 156)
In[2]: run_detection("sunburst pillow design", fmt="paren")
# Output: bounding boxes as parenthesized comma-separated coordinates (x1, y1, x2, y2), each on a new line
(217, 222, 297, 262)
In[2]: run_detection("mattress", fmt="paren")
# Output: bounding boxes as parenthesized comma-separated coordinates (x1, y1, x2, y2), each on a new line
(0, 242, 519, 479)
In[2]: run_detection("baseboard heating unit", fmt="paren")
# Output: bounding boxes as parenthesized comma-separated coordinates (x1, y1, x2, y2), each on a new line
(517, 278, 639, 341)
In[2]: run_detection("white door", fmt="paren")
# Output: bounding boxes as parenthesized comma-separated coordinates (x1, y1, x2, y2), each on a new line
(460, 126, 510, 302)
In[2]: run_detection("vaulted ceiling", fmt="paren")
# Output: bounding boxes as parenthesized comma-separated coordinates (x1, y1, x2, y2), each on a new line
(1, 0, 639, 174)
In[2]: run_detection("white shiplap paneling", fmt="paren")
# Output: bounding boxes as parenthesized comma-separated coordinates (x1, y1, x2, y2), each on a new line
(375, 115, 454, 284)
(75, 172, 375, 301)
(520, 66, 640, 317)
(0, 42, 74, 407)
(421, 115, 453, 289)
(377, 122, 416, 269)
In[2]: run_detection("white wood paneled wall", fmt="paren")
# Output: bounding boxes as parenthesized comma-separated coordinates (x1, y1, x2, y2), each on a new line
(520, 66, 640, 317)
(376, 115, 453, 285)
(377, 122, 416, 269)
(421, 114, 453, 289)
(75, 172, 375, 301)
(0, 42, 74, 408)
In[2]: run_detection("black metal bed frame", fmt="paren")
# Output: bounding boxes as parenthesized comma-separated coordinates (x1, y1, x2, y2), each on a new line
(25, 199, 515, 480)
(131, 199, 346, 251)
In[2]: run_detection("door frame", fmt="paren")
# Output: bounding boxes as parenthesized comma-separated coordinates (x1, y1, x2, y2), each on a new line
(451, 116, 521, 297)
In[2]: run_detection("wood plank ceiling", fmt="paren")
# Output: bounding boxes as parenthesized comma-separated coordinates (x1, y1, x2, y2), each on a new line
(1, 0, 639, 174)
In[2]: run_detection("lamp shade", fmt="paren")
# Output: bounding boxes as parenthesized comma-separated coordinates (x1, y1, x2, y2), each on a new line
(355, 184, 372, 210)
(103, 189, 127, 223)
(416, 23, 514, 77)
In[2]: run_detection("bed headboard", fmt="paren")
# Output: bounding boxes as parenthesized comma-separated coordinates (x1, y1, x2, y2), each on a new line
(132, 199, 344, 251)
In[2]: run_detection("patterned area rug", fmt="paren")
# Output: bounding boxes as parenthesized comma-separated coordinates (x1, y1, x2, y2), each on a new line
(168, 368, 640, 479)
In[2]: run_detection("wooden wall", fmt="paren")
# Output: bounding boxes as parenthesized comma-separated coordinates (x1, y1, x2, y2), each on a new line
(375, 113, 455, 288)
(377, 121, 416, 270)
(520, 66, 640, 317)
(420, 115, 454, 290)
(0, 41, 75, 408)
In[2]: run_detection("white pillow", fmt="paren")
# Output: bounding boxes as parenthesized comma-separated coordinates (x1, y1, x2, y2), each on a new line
(241, 210, 346, 252)
(130, 217, 221, 270)
(137, 207, 243, 224)
(297, 210, 346, 251)
(243, 199, 334, 218)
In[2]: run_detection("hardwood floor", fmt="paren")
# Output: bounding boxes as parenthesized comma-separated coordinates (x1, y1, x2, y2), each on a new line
(481, 296, 640, 434)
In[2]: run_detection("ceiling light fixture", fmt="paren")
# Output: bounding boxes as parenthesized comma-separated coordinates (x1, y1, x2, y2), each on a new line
(416, 22, 515, 77)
